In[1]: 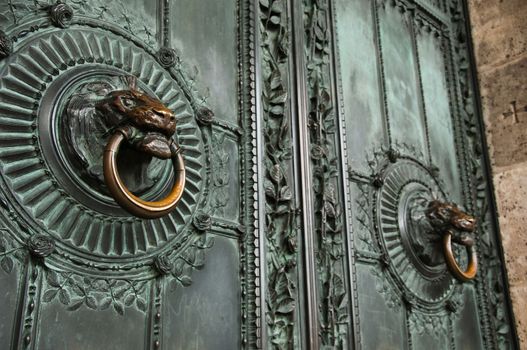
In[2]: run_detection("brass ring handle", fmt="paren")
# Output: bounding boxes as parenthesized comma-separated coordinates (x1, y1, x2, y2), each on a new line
(103, 129, 186, 219)
(442, 232, 478, 282)
(425, 199, 478, 282)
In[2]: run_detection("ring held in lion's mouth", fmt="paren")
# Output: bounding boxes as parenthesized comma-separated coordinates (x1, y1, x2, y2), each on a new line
(95, 76, 186, 219)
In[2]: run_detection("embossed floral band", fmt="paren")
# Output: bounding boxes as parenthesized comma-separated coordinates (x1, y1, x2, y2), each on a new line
(99, 77, 186, 219)
(426, 200, 478, 282)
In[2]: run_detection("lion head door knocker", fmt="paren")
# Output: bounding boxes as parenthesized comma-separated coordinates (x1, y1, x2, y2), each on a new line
(64, 75, 186, 219)
(377, 159, 479, 304)
(424, 200, 478, 282)
(96, 76, 186, 219)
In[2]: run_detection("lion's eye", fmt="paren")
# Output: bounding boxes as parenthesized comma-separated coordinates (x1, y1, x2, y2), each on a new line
(121, 97, 136, 108)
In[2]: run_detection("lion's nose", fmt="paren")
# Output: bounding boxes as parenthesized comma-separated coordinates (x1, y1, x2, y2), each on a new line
(153, 108, 176, 121)
(458, 216, 476, 231)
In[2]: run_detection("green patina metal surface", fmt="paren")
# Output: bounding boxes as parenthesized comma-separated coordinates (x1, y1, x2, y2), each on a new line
(0, 0, 518, 349)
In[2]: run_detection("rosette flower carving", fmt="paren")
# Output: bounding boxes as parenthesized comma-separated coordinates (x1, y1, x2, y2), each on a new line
(196, 107, 214, 126)
(154, 255, 173, 275)
(27, 235, 55, 258)
(157, 47, 179, 68)
(310, 145, 325, 160)
(387, 148, 400, 163)
(49, 1, 74, 28)
(193, 211, 211, 232)
(372, 174, 384, 188)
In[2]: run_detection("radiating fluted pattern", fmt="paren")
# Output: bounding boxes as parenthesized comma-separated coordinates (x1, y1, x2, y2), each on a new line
(377, 159, 454, 305)
(0, 29, 208, 260)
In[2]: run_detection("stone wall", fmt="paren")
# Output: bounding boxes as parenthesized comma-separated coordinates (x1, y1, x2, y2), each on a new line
(468, 0, 527, 347)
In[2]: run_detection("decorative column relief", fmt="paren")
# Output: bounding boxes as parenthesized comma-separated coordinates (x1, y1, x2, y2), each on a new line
(303, 0, 351, 347)
(258, 0, 301, 348)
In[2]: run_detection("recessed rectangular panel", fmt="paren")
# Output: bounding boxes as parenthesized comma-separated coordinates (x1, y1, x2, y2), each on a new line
(356, 263, 408, 350)
(127, 0, 158, 26)
(163, 236, 240, 350)
(453, 286, 484, 350)
(0, 266, 21, 349)
(379, 4, 427, 160)
(417, 31, 461, 202)
(38, 299, 146, 350)
(336, 0, 385, 173)
(171, 0, 238, 124)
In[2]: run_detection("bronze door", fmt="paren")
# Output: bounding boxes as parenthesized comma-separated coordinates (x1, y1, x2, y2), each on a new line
(259, 0, 518, 348)
(327, 0, 517, 348)
(0, 0, 250, 349)
(0, 0, 518, 349)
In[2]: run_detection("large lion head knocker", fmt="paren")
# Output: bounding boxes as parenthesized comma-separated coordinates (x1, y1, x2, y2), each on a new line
(95, 76, 185, 219)
(426, 200, 478, 282)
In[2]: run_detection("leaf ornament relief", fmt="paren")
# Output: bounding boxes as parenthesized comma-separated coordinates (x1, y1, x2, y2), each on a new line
(304, 0, 350, 347)
(259, 0, 301, 348)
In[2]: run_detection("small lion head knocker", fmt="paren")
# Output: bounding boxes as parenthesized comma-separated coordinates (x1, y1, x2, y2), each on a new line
(97, 76, 185, 219)
(426, 200, 478, 282)
(96, 76, 179, 159)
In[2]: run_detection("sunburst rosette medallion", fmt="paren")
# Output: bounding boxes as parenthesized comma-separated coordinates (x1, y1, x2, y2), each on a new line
(373, 158, 462, 309)
(0, 24, 212, 277)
